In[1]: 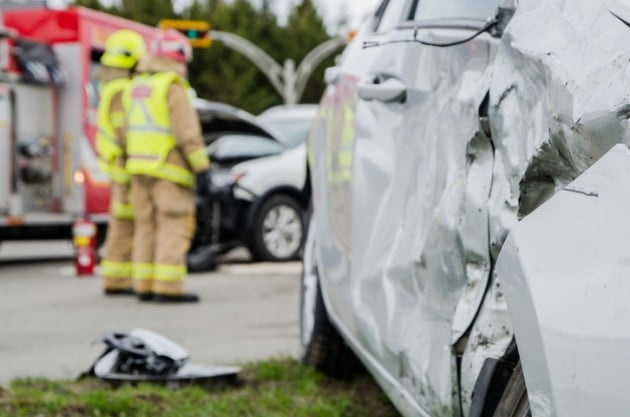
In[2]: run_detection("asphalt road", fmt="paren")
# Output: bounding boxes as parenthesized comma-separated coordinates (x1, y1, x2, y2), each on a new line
(0, 241, 301, 384)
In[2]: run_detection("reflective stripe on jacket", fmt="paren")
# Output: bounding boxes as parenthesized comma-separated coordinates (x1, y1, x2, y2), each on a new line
(124, 72, 198, 188)
(96, 78, 131, 184)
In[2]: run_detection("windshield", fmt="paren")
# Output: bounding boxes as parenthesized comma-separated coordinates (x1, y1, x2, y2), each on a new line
(259, 117, 314, 148)
(413, 0, 501, 21)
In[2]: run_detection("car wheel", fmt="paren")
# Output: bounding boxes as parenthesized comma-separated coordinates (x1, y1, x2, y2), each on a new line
(492, 362, 531, 417)
(300, 220, 362, 379)
(250, 194, 304, 262)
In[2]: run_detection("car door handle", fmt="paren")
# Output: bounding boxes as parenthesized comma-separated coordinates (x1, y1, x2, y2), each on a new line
(357, 76, 407, 103)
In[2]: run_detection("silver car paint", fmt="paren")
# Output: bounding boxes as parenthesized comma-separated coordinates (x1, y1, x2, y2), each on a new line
(310, 0, 630, 416)
(498, 145, 630, 417)
(310, 11, 500, 417)
(488, 1, 630, 416)
(463, 0, 630, 413)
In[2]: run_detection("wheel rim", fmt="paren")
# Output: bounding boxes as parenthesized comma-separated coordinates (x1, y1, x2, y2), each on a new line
(262, 204, 302, 259)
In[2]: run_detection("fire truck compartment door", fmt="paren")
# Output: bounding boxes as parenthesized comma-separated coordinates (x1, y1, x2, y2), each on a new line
(0, 84, 13, 214)
(14, 84, 55, 212)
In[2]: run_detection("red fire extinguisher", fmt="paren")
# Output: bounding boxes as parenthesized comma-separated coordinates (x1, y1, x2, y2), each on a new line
(72, 216, 97, 276)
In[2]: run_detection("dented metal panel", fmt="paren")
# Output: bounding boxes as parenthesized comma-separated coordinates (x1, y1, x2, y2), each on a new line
(462, 1, 630, 412)
(488, 0, 630, 258)
(498, 145, 630, 417)
(311, 16, 501, 416)
(350, 34, 500, 417)
(310, 0, 630, 416)
(460, 274, 513, 417)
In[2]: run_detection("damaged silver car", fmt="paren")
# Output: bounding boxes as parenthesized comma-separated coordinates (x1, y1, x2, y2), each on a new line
(300, 0, 630, 416)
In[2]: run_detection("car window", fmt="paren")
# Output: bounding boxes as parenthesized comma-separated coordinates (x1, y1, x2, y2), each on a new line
(258, 117, 313, 148)
(375, 0, 409, 33)
(208, 134, 284, 160)
(413, 0, 501, 21)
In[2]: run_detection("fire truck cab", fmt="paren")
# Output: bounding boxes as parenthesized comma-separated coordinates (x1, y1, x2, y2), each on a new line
(0, 6, 156, 243)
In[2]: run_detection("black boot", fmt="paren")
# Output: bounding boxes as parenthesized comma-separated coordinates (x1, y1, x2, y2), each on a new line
(136, 292, 154, 301)
(104, 289, 135, 296)
(154, 293, 200, 303)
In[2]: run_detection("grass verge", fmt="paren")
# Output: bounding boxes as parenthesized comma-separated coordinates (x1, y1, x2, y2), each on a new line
(0, 358, 400, 417)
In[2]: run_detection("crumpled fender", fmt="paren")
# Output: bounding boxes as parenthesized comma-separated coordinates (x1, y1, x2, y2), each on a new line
(498, 145, 630, 417)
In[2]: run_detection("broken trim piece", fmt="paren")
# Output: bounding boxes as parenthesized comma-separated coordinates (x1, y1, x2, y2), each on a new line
(82, 329, 241, 387)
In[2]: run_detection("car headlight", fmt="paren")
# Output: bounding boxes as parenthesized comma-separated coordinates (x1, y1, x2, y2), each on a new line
(209, 170, 247, 188)
(210, 169, 236, 188)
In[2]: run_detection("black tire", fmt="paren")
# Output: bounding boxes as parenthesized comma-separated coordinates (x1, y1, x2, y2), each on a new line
(492, 362, 531, 417)
(300, 222, 362, 379)
(250, 194, 304, 262)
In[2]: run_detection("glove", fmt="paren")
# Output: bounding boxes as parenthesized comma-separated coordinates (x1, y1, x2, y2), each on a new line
(195, 170, 211, 197)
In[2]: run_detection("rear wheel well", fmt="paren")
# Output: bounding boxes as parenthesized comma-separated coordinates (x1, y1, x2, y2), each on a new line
(253, 186, 308, 214)
(300, 219, 363, 380)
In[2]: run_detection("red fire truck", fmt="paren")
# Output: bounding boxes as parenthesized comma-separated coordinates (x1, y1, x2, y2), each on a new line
(0, 6, 157, 242)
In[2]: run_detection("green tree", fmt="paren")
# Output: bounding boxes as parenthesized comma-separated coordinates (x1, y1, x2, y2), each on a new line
(282, 0, 336, 104)
(185, 0, 282, 113)
(75, 0, 103, 11)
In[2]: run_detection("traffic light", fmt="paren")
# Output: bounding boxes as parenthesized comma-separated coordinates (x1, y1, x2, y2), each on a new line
(159, 20, 212, 48)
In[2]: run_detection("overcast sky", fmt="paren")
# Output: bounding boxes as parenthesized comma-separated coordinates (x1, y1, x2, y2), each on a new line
(263, 0, 379, 31)
(174, 0, 380, 32)
(53, 0, 378, 33)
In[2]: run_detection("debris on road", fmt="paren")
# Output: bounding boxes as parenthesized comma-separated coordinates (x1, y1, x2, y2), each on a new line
(82, 329, 240, 387)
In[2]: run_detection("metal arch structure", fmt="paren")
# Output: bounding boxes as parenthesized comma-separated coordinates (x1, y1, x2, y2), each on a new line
(294, 37, 346, 104)
(210, 30, 346, 105)
(209, 30, 284, 96)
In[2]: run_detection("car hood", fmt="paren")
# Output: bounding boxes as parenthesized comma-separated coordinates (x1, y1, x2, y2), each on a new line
(193, 98, 280, 142)
(232, 142, 305, 172)
(230, 143, 307, 200)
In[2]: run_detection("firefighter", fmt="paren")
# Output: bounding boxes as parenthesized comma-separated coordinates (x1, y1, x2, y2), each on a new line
(96, 29, 146, 295)
(125, 29, 210, 303)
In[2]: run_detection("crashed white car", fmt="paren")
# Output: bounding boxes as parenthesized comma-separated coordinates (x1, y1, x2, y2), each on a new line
(301, 0, 630, 416)
(228, 104, 317, 261)
(196, 105, 317, 262)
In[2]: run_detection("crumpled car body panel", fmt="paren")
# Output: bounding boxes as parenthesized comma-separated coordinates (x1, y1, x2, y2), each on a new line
(498, 145, 630, 417)
(308, 0, 630, 416)
(487, 1, 630, 416)
(310, 17, 500, 416)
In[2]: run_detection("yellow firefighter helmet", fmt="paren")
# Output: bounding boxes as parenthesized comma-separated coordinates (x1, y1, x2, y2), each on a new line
(101, 29, 146, 70)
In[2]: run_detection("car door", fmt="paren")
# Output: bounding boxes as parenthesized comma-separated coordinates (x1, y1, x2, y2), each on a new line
(309, 0, 405, 347)
(314, 0, 502, 414)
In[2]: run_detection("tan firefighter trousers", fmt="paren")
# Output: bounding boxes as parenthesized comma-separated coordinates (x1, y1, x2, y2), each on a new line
(101, 182, 134, 291)
(130, 175, 195, 295)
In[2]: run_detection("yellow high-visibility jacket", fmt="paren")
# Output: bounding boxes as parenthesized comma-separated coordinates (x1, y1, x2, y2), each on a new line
(124, 72, 209, 188)
(96, 78, 131, 185)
